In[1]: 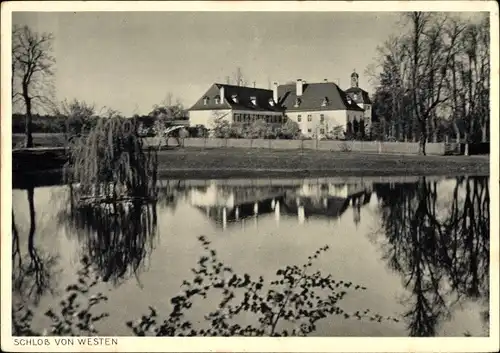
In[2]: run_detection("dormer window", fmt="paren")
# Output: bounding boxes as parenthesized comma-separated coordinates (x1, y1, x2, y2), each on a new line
(294, 97, 301, 107)
(203, 96, 209, 105)
(347, 97, 352, 105)
(250, 96, 257, 106)
(268, 98, 275, 107)
(321, 97, 329, 107)
(353, 93, 358, 100)
(214, 95, 221, 105)
(231, 94, 239, 103)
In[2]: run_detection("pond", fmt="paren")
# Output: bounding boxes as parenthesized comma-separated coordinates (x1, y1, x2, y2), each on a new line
(11, 175, 490, 337)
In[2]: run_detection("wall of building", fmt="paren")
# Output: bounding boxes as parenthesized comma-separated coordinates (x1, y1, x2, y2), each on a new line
(188, 109, 232, 128)
(286, 110, 347, 137)
(285, 110, 365, 138)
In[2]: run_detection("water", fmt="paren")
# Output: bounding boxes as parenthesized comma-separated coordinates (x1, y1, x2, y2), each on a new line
(11, 175, 490, 337)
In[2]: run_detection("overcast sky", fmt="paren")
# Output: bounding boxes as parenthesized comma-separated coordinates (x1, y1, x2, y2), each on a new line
(12, 10, 485, 116)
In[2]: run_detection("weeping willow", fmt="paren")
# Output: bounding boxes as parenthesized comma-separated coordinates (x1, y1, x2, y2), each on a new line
(60, 115, 160, 282)
(64, 116, 159, 204)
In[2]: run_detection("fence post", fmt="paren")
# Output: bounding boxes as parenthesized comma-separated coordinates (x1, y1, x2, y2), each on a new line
(378, 141, 382, 154)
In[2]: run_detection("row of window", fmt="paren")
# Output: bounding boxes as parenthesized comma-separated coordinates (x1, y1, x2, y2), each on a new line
(233, 114, 284, 124)
(297, 114, 325, 123)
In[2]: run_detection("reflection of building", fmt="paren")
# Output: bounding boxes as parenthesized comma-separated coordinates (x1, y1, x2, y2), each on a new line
(189, 183, 287, 228)
(283, 186, 372, 225)
(187, 181, 373, 228)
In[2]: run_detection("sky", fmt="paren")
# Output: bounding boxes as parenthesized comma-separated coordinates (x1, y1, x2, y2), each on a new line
(10, 10, 480, 116)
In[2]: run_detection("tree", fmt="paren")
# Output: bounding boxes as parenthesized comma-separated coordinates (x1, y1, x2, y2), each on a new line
(12, 25, 56, 147)
(247, 119, 268, 139)
(279, 119, 300, 139)
(55, 99, 97, 140)
(225, 67, 248, 86)
(209, 111, 232, 138)
(448, 16, 490, 146)
(370, 13, 488, 153)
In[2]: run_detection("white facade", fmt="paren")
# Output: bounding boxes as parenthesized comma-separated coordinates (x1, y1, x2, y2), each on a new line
(286, 110, 364, 138)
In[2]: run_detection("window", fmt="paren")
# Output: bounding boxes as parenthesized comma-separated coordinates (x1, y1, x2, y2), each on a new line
(297, 115, 302, 122)
(320, 114, 325, 123)
(294, 98, 301, 107)
(321, 97, 329, 107)
(307, 115, 312, 122)
(308, 129, 312, 133)
(320, 129, 325, 134)
(214, 95, 220, 105)
(231, 95, 239, 103)
(203, 97, 209, 105)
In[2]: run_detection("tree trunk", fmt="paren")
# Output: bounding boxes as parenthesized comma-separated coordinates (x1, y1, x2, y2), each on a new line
(23, 84, 34, 148)
(418, 120, 427, 155)
(481, 125, 487, 142)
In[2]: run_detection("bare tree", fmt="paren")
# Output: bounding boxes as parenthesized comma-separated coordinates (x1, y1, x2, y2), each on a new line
(405, 13, 462, 154)
(229, 67, 248, 87)
(12, 25, 56, 147)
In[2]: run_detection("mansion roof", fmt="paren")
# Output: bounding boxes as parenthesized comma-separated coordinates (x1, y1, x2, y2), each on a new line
(189, 84, 284, 113)
(189, 81, 368, 113)
(277, 82, 364, 112)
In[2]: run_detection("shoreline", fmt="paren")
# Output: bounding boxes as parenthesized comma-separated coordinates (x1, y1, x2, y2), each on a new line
(13, 166, 490, 190)
(12, 147, 490, 188)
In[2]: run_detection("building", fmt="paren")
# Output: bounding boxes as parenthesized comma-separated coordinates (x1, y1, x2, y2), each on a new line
(344, 70, 373, 131)
(188, 83, 285, 130)
(276, 77, 365, 138)
(188, 71, 372, 138)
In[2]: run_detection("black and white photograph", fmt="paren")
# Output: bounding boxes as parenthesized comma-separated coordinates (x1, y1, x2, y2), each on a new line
(1, 1, 498, 352)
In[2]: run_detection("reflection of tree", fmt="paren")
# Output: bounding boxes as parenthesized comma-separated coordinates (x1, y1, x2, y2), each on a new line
(12, 187, 59, 304)
(375, 176, 490, 336)
(59, 197, 158, 284)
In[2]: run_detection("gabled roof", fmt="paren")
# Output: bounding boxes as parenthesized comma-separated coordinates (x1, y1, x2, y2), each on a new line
(344, 87, 372, 104)
(189, 83, 284, 112)
(277, 82, 364, 112)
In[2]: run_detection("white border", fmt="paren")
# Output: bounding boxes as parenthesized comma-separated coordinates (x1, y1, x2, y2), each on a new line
(1, 1, 499, 352)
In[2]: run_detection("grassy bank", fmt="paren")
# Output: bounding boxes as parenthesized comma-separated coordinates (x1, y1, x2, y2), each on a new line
(12, 147, 489, 188)
(154, 148, 489, 176)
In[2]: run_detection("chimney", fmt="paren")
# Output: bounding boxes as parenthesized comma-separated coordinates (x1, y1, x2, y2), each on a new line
(273, 82, 278, 103)
(296, 79, 303, 97)
(219, 85, 225, 104)
(323, 78, 328, 83)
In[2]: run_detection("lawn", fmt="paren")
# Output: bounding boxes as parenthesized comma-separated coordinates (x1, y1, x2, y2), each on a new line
(154, 148, 490, 178)
(11, 133, 490, 179)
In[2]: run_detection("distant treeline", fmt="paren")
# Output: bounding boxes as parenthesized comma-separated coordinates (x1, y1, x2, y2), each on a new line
(11, 113, 189, 134)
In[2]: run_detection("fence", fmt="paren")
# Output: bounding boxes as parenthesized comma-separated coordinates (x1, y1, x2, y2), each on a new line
(143, 137, 448, 155)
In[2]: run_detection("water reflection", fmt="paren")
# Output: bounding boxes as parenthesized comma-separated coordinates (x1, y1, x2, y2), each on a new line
(374, 176, 489, 336)
(12, 187, 59, 304)
(57, 190, 158, 285)
(186, 179, 374, 228)
(11, 175, 490, 337)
